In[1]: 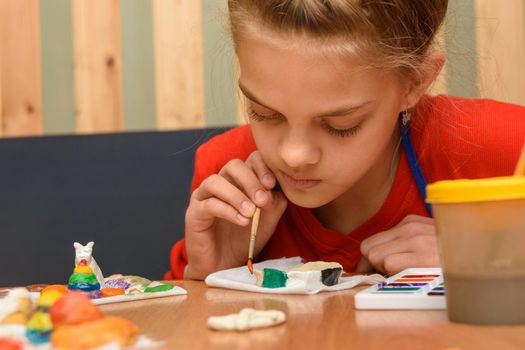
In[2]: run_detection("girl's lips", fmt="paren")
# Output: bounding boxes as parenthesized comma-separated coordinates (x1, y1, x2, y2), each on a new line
(281, 171, 321, 189)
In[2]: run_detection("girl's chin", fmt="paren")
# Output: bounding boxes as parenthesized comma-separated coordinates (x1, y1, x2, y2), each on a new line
(281, 188, 334, 209)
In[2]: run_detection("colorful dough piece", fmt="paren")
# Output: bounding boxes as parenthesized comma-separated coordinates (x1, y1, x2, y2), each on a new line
(144, 282, 174, 293)
(288, 262, 343, 286)
(68, 260, 101, 296)
(255, 261, 343, 288)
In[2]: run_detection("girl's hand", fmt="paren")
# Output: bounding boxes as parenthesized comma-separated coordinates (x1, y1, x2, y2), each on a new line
(357, 215, 440, 275)
(184, 151, 288, 280)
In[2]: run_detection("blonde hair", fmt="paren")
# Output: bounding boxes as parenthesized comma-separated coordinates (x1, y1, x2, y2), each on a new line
(228, 0, 448, 78)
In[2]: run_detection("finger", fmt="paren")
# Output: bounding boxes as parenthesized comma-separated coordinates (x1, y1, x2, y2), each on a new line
(246, 151, 276, 190)
(367, 234, 438, 273)
(360, 229, 399, 257)
(193, 174, 256, 217)
(383, 251, 441, 276)
(368, 235, 439, 272)
(355, 256, 374, 273)
(253, 191, 288, 254)
(399, 214, 434, 225)
(219, 159, 271, 208)
(361, 218, 435, 256)
(366, 238, 411, 273)
(189, 196, 251, 228)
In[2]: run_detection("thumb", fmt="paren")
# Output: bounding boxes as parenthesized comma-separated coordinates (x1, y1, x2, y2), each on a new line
(253, 191, 288, 251)
(355, 256, 374, 274)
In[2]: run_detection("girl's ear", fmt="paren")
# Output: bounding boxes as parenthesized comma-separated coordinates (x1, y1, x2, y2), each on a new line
(406, 51, 445, 108)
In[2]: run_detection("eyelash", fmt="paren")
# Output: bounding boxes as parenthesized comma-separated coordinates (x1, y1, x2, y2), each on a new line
(321, 121, 361, 138)
(247, 108, 281, 122)
(248, 107, 361, 138)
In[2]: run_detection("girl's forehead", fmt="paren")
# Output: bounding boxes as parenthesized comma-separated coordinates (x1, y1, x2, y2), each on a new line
(237, 26, 364, 60)
(237, 31, 398, 88)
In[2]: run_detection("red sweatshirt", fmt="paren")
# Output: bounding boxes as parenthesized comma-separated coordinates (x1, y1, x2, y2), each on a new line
(166, 95, 525, 280)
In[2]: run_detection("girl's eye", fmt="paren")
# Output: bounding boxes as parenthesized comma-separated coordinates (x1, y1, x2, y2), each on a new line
(322, 121, 361, 138)
(247, 107, 281, 122)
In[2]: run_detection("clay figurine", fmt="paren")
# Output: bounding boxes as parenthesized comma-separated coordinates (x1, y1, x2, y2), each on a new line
(74, 241, 105, 288)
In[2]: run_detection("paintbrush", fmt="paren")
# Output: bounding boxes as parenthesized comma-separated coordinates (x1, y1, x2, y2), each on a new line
(247, 207, 261, 274)
(513, 143, 525, 176)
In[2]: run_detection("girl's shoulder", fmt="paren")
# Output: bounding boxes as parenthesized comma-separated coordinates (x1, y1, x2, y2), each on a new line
(196, 124, 256, 161)
(191, 125, 257, 188)
(417, 94, 525, 126)
(414, 95, 525, 180)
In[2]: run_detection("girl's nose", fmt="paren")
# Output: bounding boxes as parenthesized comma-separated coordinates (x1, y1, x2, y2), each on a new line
(279, 131, 321, 169)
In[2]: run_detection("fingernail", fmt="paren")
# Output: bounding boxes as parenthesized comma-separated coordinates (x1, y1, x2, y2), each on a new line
(236, 213, 249, 224)
(241, 201, 255, 215)
(262, 173, 275, 185)
(255, 190, 268, 204)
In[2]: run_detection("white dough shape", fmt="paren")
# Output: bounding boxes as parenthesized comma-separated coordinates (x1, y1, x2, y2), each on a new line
(207, 308, 286, 331)
(0, 288, 31, 322)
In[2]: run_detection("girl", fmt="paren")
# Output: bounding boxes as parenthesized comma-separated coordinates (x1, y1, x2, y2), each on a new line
(166, 0, 525, 280)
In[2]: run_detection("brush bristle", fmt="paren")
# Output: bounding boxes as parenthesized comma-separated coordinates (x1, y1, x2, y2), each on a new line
(247, 259, 253, 274)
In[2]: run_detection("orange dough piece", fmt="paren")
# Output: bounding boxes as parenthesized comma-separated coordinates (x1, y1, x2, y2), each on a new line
(100, 288, 125, 297)
(41, 285, 68, 295)
(51, 316, 139, 349)
(50, 291, 103, 327)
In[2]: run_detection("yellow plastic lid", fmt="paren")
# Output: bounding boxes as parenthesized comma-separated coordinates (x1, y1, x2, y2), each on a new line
(426, 176, 525, 203)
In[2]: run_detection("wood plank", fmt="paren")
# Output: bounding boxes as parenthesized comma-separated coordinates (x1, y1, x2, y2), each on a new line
(201, 0, 237, 127)
(120, 0, 156, 131)
(40, 0, 76, 135)
(72, 0, 123, 133)
(152, 0, 205, 129)
(475, 0, 525, 106)
(235, 62, 248, 125)
(444, 0, 479, 98)
(428, 28, 448, 96)
(0, 60, 3, 137)
(0, 0, 43, 137)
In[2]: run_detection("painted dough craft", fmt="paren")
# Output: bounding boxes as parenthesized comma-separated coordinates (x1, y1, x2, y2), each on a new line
(205, 257, 385, 294)
(254, 261, 343, 288)
(207, 308, 286, 331)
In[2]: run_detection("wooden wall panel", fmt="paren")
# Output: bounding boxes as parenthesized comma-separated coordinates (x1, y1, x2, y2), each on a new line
(201, 0, 238, 127)
(429, 29, 448, 96)
(0, 63, 3, 137)
(0, 1, 523, 138)
(0, 0, 43, 137)
(152, 0, 205, 129)
(475, 0, 525, 106)
(72, 0, 123, 133)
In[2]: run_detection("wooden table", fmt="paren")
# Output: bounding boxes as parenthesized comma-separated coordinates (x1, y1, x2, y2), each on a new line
(100, 280, 525, 350)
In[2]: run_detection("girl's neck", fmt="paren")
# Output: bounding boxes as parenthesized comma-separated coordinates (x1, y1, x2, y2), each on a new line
(312, 129, 402, 234)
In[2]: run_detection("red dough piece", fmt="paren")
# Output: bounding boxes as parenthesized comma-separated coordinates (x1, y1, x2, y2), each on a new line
(50, 291, 103, 327)
(0, 337, 23, 350)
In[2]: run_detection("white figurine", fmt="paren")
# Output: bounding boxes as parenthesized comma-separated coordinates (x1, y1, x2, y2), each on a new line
(74, 241, 105, 288)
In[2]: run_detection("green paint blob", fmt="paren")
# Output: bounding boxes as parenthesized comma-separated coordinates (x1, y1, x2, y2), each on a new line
(262, 268, 288, 288)
(68, 273, 97, 285)
(144, 284, 174, 293)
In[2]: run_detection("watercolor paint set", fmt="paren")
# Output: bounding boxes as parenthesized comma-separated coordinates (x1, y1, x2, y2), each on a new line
(354, 268, 446, 310)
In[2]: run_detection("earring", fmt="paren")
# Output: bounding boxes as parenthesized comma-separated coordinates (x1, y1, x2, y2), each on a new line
(401, 108, 411, 126)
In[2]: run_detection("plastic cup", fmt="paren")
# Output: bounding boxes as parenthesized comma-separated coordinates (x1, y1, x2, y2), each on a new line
(427, 176, 525, 324)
